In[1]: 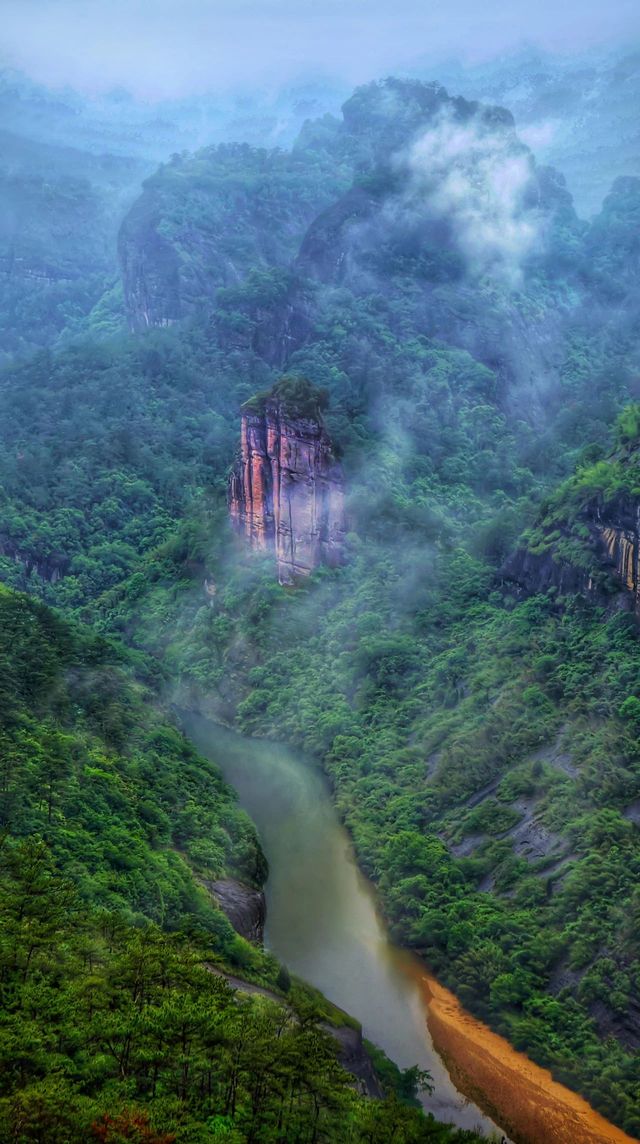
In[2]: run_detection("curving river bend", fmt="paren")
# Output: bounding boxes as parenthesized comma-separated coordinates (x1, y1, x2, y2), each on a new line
(184, 715, 502, 1136)
(184, 715, 639, 1144)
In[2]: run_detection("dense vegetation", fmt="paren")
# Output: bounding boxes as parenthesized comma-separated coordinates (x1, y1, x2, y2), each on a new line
(0, 584, 484, 1142)
(1, 835, 488, 1143)
(0, 584, 264, 950)
(97, 501, 640, 1134)
(1, 71, 640, 1137)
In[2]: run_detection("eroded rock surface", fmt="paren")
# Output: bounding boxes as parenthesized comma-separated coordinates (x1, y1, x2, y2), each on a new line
(503, 494, 640, 615)
(229, 382, 346, 583)
(205, 877, 266, 944)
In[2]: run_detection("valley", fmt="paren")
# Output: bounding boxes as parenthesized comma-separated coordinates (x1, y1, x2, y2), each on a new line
(0, 27, 639, 1143)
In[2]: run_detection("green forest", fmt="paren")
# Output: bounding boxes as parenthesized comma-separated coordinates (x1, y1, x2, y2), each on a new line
(0, 586, 483, 1142)
(1, 48, 640, 1144)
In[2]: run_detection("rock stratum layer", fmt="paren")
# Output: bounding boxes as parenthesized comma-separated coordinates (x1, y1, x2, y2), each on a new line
(228, 396, 346, 583)
(504, 494, 640, 615)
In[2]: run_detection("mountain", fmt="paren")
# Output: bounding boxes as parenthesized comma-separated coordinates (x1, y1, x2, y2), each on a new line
(0, 70, 639, 1139)
(0, 582, 478, 1143)
(431, 45, 640, 217)
(118, 141, 351, 333)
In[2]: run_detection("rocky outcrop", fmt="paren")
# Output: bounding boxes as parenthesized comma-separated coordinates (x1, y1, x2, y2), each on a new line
(204, 877, 266, 944)
(209, 967, 383, 1097)
(119, 199, 182, 331)
(327, 1025, 384, 1098)
(228, 381, 346, 583)
(503, 494, 640, 614)
(0, 535, 70, 585)
(598, 503, 640, 603)
(501, 545, 593, 602)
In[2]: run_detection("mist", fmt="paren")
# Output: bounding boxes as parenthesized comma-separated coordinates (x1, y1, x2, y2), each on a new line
(404, 111, 539, 286)
(3, 0, 640, 99)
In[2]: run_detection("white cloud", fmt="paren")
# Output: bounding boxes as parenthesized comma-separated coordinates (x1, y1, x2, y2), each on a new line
(404, 110, 541, 286)
(518, 120, 560, 152)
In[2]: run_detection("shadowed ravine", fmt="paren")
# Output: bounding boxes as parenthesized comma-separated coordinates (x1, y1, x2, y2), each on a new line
(182, 715, 638, 1144)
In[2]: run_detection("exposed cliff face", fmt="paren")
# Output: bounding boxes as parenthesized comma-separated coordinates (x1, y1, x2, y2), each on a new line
(600, 515, 640, 602)
(328, 1025, 384, 1098)
(0, 535, 69, 585)
(228, 394, 346, 583)
(118, 144, 349, 333)
(119, 200, 182, 331)
(503, 494, 640, 614)
(502, 545, 592, 601)
(204, 877, 266, 944)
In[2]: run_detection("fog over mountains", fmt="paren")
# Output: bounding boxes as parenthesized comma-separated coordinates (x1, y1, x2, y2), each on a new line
(1, 6, 640, 1143)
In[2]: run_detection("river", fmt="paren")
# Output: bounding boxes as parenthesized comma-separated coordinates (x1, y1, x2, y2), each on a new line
(183, 714, 504, 1137)
(181, 716, 640, 1144)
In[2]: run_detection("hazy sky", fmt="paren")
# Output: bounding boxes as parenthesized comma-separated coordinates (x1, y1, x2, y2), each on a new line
(3, 0, 639, 98)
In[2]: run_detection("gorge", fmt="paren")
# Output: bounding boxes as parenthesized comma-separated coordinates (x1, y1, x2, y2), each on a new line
(1, 34, 640, 1144)
(183, 715, 639, 1144)
(182, 714, 504, 1138)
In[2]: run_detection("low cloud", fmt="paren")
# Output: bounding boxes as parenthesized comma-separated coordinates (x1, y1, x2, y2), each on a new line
(518, 120, 559, 152)
(1, 0, 639, 98)
(403, 110, 541, 286)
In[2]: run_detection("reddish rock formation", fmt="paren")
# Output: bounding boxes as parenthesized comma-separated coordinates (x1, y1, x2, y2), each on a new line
(228, 384, 346, 583)
(599, 519, 639, 601)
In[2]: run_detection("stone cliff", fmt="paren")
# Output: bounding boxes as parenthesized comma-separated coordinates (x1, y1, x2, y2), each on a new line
(228, 379, 346, 583)
(0, 534, 70, 586)
(503, 492, 640, 615)
(204, 877, 266, 944)
(599, 504, 640, 605)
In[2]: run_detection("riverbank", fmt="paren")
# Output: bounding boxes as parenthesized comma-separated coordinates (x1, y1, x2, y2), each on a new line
(181, 714, 502, 1136)
(416, 969, 638, 1144)
(182, 714, 640, 1143)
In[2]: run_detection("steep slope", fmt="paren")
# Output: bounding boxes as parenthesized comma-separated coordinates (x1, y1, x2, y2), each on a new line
(228, 377, 346, 583)
(119, 142, 351, 331)
(1, 72, 640, 1137)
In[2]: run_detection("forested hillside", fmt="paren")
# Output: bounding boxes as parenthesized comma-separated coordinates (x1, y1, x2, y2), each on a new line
(0, 585, 481, 1142)
(1, 71, 640, 1139)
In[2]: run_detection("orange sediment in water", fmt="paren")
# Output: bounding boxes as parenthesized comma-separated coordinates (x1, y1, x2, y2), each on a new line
(414, 968, 638, 1144)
